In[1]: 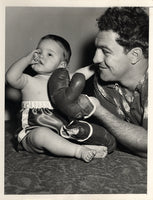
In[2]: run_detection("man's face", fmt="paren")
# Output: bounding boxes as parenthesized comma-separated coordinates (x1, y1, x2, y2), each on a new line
(93, 30, 131, 83)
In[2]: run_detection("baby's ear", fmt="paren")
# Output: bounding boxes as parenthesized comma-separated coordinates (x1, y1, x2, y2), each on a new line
(58, 61, 67, 68)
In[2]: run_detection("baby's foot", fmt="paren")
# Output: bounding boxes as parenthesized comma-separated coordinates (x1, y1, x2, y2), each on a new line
(84, 145, 108, 158)
(75, 146, 97, 162)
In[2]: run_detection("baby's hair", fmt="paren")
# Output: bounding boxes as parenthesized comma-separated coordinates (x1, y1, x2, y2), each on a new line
(38, 34, 72, 64)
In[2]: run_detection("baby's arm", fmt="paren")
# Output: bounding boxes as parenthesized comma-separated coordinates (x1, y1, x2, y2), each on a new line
(70, 64, 95, 80)
(6, 50, 39, 89)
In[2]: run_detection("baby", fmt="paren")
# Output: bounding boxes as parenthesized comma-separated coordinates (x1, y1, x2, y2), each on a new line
(6, 34, 107, 162)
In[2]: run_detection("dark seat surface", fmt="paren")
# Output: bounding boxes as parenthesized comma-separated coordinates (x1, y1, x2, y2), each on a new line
(5, 121, 147, 194)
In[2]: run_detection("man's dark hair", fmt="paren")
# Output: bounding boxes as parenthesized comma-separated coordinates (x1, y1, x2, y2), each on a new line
(97, 7, 149, 58)
(38, 34, 72, 64)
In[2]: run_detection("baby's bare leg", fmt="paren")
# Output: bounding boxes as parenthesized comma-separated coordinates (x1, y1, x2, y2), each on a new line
(22, 127, 97, 162)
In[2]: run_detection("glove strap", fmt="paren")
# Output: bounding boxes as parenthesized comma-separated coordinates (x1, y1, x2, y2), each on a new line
(60, 120, 93, 142)
(82, 95, 96, 119)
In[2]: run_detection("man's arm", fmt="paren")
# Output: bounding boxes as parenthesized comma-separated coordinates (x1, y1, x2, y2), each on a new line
(70, 64, 95, 80)
(6, 50, 38, 89)
(90, 97, 147, 158)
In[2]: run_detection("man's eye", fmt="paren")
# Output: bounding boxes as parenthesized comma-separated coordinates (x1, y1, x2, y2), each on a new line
(48, 53, 52, 56)
(103, 49, 110, 55)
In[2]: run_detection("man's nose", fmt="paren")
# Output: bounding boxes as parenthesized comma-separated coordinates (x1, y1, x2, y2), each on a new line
(93, 49, 103, 64)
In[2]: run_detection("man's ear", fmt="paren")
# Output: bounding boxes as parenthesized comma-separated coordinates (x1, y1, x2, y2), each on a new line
(128, 47, 143, 64)
(58, 61, 67, 68)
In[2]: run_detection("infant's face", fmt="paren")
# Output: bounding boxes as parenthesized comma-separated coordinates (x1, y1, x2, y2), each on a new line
(32, 39, 65, 74)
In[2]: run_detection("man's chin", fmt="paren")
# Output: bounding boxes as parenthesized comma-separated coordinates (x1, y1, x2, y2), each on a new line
(100, 73, 108, 81)
(100, 76, 117, 84)
(99, 74, 113, 82)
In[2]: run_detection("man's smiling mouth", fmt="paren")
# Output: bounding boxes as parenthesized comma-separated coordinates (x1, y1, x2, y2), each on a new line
(99, 64, 108, 69)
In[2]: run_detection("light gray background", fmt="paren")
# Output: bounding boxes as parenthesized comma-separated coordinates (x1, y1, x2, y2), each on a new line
(5, 7, 106, 73)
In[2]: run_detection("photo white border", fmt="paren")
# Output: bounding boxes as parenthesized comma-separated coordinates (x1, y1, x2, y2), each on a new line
(1, 0, 153, 200)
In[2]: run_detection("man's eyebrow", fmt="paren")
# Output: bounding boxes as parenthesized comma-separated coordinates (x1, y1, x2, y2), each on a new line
(97, 45, 112, 52)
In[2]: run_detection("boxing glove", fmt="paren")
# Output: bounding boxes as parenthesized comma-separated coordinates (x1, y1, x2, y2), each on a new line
(60, 120, 116, 153)
(48, 68, 95, 119)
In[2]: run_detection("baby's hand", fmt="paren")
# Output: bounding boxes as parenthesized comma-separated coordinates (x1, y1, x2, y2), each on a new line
(31, 49, 41, 65)
(25, 49, 41, 65)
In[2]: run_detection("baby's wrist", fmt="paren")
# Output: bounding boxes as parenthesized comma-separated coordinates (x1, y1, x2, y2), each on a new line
(24, 52, 35, 64)
(25, 52, 32, 60)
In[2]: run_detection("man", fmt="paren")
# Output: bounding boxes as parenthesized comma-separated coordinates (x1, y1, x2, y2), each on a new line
(90, 7, 148, 158)
(48, 7, 148, 158)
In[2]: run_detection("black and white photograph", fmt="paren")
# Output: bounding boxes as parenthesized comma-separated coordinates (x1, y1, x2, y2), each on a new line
(1, 0, 153, 199)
